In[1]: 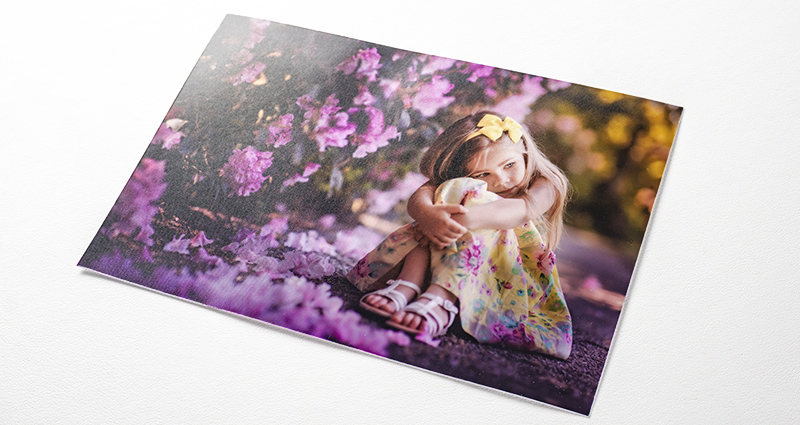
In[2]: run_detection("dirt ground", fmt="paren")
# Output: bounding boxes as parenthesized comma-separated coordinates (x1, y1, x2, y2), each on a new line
(327, 227, 633, 415)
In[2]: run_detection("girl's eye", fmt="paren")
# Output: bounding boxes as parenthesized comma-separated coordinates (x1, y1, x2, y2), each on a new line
(505, 162, 515, 169)
(473, 172, 489, 179)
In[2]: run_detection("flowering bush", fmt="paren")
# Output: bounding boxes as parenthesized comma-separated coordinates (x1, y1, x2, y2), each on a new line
(103, 158, 167, 251)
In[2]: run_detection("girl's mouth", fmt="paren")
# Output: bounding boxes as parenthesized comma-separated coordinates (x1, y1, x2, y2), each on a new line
(498, 187, 516, 197)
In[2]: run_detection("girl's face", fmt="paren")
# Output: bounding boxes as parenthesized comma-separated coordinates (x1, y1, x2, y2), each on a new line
(467, 139, 527, 197)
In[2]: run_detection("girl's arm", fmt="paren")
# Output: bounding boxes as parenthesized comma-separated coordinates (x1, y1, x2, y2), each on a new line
(453, 179, 556, 230)
(407, 183, 468, 248)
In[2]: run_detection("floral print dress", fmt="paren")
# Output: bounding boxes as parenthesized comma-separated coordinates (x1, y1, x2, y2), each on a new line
(348, 177, 572, 359)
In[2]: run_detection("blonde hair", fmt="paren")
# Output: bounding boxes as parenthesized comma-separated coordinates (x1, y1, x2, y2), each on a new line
(419, 111, 569, 250)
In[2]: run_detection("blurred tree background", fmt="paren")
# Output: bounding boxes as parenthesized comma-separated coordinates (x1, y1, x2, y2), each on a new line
(138, 15, 680, 255)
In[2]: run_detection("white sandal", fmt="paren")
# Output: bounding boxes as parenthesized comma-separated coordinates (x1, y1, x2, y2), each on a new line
(359, 279, 421, 318)
(388, 293, 459, 337)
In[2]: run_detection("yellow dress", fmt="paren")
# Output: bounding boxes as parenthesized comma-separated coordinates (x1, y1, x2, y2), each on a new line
(347, 177, 572, 359)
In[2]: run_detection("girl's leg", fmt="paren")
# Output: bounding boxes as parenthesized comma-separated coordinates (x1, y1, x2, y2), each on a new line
(389, 283, 458, 332)
(362, 245, 430, 314)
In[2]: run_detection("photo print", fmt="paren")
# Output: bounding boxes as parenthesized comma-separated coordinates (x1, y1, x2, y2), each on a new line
(79, 15, 682, 415)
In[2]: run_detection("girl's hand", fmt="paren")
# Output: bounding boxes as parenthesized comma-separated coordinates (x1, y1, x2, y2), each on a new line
(414, 204, 468, 249)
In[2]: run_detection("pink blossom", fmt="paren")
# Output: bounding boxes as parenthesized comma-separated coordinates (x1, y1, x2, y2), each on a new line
(420, 56, 456, 75)
(193, 247, 224, 266)
(353, 85, 375, 106)
(366, 171, 428, 214)
(493, 76, 546, 119)
(406, 66, 419, 83)
(387, 331, 412, 346)
(412, 76, 455, 118)
(284, 161, 322, 187)
(314, 112, 356, 152)
(302, 162, 321, 177)
(466, 64, 494, 82)
(366, 190, 398, 215)
(378, 79, 400, 98)
(335, 47, 382, 82)
(333, 226, 384, 259)
(105, 158, 167, 247)
(151, 123, 184, 150)
(537, 249, 556, 275)
(352, 107, 399, 158)
(278, 250, 335, 279)
(87, 251, 144, 283)
(318, 215, 336, 229)
(532, 109, 555, 128)
(244, 18, 270, 49)
(266, 113, 294, 147)
(317, 94, 341, 125)
(547, 78, 571, 91)
(189, 231, 214, 247)
(285, 230, 338, 256)
(89, 252, 407, 357)
(581, 274, 603, 291)
(231, 62, 266, 86)
(262, 216, 289, 235)
(415, 332, 441, 347)
(554, 115, 581, 134)
(164, 234, 191, 254)
(219, 146, 273, 197)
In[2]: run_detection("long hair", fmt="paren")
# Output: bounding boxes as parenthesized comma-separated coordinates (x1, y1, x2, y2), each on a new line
(419, 111, 569, 250)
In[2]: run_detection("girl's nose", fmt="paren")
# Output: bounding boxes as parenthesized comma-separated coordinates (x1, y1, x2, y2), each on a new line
(499, 172, 510, 185)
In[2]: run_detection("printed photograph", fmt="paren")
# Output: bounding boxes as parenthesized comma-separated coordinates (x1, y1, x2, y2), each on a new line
(79, 14, 682, 414)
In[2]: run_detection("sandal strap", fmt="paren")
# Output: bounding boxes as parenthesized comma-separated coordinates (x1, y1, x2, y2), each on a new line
(404, 294, 459, 336)
(368, 279, 421, 312)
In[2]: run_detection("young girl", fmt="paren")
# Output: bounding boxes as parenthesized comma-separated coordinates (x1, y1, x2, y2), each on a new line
(347, 111, 572, 359)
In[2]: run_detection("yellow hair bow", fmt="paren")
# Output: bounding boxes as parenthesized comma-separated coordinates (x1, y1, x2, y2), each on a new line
(466, 114, 523, 143)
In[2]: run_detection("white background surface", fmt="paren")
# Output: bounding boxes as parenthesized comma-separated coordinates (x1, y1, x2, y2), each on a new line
(2, 1, 798, 423)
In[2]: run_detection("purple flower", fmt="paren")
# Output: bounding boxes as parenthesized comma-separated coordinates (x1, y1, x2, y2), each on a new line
(193, 247, 224, 266)
(244, 18, 270, 49)
(420, 56, 456, 75)
(149, 266, 195, 298)
(378, 79, 400, 98)
(365, 171, 427, 214)
(282, 162, 321, 187)
(415, 332, 441, 347)
(547, 78, 571, 91)
(189, 231, 214, 247)
(284, 230, 337, 256)
(466, 64, 494, 82)
(265, 113, 294, 148)
(261, 216, 289, 236)
(278, 250, 335, 279)
(554, 115, 580, 134)
(150, 122, 184, 150)
(88, 251, 144, 283)
(318, 215, 336, 229)
(493, 76, 546, 119)
(412, 76, 455, 117)
(231, 62, 266, 86)
(314, 112, 356, 152)
(219, 146, 274, 197)
(105, 158, 167, 248)
(537, 249, 556, 275)
(353, 85, 375, 106)
(352, 107, 399, 158)
(335, 47, 382, 82)
(333, 226, 384, 260)
(164, 234, 191, 254)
